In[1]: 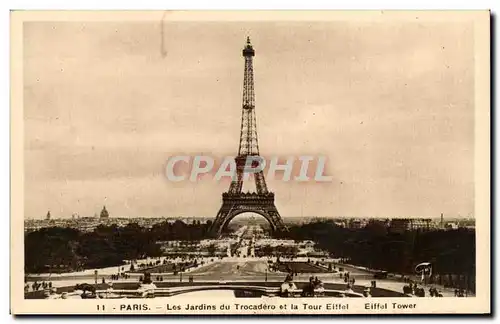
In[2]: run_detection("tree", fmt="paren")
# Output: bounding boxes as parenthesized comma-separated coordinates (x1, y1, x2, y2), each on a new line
(282, 220, 475, 292)
(142, 273, 152, 284)
(207, 244, 217, 257)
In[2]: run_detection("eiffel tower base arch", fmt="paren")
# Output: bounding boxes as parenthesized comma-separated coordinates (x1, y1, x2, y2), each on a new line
(209, 192, 286, 238)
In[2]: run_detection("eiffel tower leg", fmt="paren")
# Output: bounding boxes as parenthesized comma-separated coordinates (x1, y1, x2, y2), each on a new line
(265, 204, 287, 232)
(209, 203, 232, 238)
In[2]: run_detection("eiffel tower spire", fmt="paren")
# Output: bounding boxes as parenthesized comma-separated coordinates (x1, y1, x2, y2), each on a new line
(229, 37, 268, 195)
(238, 36, 259, 156)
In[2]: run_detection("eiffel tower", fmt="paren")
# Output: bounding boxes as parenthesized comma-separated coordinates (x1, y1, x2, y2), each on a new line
(209, 37, 286, 237)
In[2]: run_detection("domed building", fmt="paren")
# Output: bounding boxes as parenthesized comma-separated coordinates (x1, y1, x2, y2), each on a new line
(100, 205, 109, 219)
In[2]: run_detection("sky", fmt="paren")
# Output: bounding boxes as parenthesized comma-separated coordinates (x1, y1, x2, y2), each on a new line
(23, 19, 475, 219)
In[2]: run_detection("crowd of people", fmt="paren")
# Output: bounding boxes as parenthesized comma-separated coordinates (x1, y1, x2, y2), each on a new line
(24, 280, 52, 292)
(110, 272, 130, 281)
(339, 271, 356, 284)
(279, 273, 299, 297)
(301, 276, 325, 297)
(279, 273, 326, 297)
(402, 282, 444, 297)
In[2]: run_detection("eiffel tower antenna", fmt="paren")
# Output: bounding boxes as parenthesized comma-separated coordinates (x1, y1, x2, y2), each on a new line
(209, 37, 286, 237)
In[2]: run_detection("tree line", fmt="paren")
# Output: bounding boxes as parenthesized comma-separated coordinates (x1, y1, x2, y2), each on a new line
(276, 220, 475, 290)
(25, 220, 212, 273)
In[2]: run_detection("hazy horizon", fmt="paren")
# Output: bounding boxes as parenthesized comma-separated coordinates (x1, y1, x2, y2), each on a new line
(27, 211, 473, 221)
(24, 19, 475, 220)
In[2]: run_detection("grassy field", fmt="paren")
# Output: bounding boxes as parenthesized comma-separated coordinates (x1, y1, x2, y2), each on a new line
(130, 262, 197, 274)
(275, 262, 331, 273)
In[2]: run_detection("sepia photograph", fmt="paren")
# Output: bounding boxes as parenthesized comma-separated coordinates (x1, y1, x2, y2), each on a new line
(10, 10, 490, 315)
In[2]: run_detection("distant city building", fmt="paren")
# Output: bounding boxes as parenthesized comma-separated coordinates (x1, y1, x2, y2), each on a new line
(348, 219, 368, 229)
(367, 219, 389, 227)
(389, 219, 410, 233)
(24, 216, 212, 233)
(23, 215, 469, 234)
(389, 218, 433, 233)
(445, 222, 459, 230)
(365, 219, 390, 234)
(334, 221, 346, 228)
(410, 218, 432, 231)
(100, 206, 109, 219)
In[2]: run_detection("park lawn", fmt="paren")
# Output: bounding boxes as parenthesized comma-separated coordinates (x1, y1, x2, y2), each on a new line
(275, 262, 331, 273)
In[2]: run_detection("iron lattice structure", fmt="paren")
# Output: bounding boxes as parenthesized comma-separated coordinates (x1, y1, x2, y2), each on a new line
(209, 38, 286, 237)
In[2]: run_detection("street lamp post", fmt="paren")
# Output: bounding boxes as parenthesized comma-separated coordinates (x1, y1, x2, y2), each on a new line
(415, 262, 432, 286)
(94, 270, 98, 294)
(265, 268, 268, 282)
